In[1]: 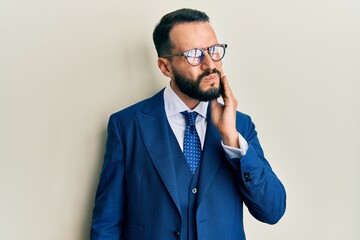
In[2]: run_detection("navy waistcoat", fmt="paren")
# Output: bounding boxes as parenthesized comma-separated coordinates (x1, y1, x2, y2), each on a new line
(168, 124, 202, 240)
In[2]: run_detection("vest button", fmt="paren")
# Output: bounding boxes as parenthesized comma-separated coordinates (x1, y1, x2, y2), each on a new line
(173, 231, 181, 238)
(192, 187, 197, 194)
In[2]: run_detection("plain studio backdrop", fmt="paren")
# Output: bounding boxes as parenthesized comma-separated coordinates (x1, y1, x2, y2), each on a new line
(1, 0, 359, 239)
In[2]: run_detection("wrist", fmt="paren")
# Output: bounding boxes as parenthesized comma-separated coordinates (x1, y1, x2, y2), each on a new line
(222, 132, 240, 148)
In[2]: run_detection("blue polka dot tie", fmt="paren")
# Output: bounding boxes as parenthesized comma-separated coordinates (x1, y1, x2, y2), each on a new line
(181, 111, 202, 174)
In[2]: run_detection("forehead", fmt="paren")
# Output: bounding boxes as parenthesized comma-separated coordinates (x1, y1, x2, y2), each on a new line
(169, 22, 218, 51)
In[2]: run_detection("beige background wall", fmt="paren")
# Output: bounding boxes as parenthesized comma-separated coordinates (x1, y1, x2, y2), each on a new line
(1, 0, 359, 239)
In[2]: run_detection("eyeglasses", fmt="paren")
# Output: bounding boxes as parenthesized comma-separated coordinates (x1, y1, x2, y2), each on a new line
(161, 44, 227, 66)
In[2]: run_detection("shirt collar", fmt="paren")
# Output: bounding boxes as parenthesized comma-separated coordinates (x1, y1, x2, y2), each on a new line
(164, 82, 208, 119)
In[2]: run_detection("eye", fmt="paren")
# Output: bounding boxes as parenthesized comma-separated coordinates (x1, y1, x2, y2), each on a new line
(185, 49, 203, 65)
(186, 49, 202, 58)
(209, 46, 216, 53)
(209, 45, 224, 60)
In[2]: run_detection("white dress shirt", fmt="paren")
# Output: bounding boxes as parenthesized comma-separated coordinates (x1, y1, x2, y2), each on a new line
(163, 82, 249, 159)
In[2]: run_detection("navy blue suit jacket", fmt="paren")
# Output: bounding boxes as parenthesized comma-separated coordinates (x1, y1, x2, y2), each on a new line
(91, 89, 286, 240)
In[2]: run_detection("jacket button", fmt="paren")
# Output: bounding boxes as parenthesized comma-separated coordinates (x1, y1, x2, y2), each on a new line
(173, 231, 181, 238)
(191, 187, 197, 194)
(244, 172, 251, 182)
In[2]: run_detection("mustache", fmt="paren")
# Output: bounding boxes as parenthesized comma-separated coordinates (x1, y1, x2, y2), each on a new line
(198, 69, 222, 82)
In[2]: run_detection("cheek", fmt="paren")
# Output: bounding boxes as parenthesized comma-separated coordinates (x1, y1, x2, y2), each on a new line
(172, 62, 199, 79)
(187, 69, 203, 81)
(215, 62, 223, 73)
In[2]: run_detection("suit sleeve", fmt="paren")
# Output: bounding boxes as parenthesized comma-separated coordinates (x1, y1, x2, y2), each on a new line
(90, 115, 125, 239)
(227, 113, 287, 224)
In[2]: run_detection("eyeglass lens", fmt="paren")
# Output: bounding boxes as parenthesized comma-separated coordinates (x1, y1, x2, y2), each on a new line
(186, 45, 225, 66)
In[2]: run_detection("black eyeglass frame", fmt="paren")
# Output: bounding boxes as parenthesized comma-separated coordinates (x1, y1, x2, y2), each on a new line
(161, 44, 228, 66)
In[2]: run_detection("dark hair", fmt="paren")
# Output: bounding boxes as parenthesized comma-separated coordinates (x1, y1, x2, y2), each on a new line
(152, 8, 210, 57)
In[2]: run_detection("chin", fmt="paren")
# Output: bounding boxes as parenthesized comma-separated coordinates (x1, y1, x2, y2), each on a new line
(201, 81, 219, 91)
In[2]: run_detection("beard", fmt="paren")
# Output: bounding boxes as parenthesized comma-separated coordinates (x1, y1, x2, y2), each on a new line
(173, 68, 223, 101)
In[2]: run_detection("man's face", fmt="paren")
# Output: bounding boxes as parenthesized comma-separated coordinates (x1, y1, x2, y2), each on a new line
(168, 22, 223, 101)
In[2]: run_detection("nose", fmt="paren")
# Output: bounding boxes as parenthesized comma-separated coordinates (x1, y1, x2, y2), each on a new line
(200, 50, 216, 70)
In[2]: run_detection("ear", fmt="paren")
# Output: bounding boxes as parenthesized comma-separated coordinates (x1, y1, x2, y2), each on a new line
(157, 58, 173, 78)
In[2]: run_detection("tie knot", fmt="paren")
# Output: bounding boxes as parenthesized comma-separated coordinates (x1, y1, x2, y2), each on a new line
(181, 111, 198, 127)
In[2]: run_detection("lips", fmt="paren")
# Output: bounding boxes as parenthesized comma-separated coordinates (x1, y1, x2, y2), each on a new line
(202, 73, 217, 83)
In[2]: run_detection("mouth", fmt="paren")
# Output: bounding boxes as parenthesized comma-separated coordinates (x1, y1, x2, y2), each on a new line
(202, 73, 218, 84)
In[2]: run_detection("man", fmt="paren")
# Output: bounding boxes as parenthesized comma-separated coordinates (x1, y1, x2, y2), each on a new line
(91, 8, 286, 240)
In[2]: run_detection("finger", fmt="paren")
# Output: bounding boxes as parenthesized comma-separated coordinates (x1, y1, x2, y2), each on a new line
(221, 75, 234, 99)
(221, 75, 238, 110)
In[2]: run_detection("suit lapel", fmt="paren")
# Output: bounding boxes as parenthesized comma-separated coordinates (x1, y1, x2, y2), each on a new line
(197, 106, 223, 208)
(135, 89, 181, 215)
